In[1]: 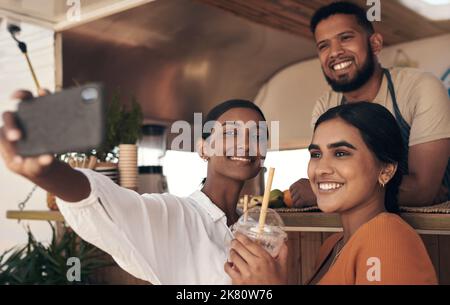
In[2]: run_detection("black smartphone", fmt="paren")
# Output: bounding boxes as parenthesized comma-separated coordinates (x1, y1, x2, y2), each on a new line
(14, 83, 105, 157)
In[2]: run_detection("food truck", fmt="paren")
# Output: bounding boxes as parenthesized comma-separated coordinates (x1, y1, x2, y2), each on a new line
(0, 0, 449, 285)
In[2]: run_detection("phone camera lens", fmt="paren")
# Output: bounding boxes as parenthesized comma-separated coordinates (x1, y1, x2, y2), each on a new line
(81, 88, 98, 103)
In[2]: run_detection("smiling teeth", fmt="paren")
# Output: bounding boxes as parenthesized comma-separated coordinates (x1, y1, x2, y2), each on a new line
(229, 157, 251, 162)
(319, 183, 343, 190)
(333, 61, 352, 70)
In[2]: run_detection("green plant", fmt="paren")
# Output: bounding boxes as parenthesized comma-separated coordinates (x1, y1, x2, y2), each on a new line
(0, 224, 112, 284)
(55, 90, 143, 163)
(95, 90, 143, 161)
(119, 96, 143, 145)
(95, 91, 122, 161)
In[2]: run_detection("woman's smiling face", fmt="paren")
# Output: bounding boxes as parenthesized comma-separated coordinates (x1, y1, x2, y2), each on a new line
(308, 117, 383, 213)
(204, 107, 267, 182)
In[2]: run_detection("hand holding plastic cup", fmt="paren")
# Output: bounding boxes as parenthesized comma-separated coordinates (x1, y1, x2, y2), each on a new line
(230, 206, 287, 257)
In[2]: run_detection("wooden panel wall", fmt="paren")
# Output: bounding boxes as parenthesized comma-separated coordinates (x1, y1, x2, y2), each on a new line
(287, 232, 334, 284)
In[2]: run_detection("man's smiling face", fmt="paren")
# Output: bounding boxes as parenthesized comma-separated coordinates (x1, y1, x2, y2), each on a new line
(314, 14, 376, 92)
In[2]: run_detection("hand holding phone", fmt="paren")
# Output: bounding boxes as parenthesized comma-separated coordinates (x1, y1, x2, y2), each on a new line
(14, 84, 105, 157)
(0, 90, 55, 179)
(0, 89, 94, 202)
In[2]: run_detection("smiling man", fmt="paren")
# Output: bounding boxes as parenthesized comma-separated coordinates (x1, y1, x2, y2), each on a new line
(290, 1, 450, 208)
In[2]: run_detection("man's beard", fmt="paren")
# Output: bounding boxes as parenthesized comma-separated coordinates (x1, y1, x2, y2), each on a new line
(323, 44, 375, 93)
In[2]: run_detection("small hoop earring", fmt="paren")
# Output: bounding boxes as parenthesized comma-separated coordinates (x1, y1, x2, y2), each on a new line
(379, 180, 385, 188)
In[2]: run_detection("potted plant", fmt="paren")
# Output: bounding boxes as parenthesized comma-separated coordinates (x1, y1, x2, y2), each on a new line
(91, 90, 143, 189)
(0, 224, 112, 284)
(117, 96, 143, 190)
(88, 91, 124, 185)
(94, 91, 122, 163)
(47, 90, 143, 208)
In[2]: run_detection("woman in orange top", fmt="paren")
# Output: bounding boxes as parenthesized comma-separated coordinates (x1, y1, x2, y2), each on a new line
(225, 102, 438, 285)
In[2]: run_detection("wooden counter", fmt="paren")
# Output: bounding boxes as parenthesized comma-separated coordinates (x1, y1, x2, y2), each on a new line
(6, 210, 450, 284)
(280, 212, 450, 235)
(7, 210, 450, 235)
(6, 210, 65, 222)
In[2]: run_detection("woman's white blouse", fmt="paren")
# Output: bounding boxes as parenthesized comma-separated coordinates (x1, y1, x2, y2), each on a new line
(56, 169, 234, 285)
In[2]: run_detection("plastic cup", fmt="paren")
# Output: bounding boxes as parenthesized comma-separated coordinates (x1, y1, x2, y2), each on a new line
(230, 206, 287, 257)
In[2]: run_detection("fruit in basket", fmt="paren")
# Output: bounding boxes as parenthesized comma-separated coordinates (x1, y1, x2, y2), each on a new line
(269, 199, 285, 209)
(269, 189, 285, 208)
(249, 195, 263, 207)
(239, 190, 286, 209)
(283, 189, 293, 208)
(238, 195, 262, 209)
(269, 189, 283, 201)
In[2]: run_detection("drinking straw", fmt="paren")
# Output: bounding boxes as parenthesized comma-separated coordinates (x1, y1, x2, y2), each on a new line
(7, 24, 41, 93)
(243, 195, 249, 222)
(24, 53, 41, 93)
(258, 167, 275, 234)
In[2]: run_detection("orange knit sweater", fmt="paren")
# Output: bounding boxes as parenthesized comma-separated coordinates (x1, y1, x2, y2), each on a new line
(312, 212, 438, 285)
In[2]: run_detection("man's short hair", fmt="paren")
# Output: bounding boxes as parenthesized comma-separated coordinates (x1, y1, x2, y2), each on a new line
(310, 1, 375, 35)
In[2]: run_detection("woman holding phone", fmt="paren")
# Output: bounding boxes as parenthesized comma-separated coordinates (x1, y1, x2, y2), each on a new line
(226, 102, 437, 285)
(0, 90, 288, 284)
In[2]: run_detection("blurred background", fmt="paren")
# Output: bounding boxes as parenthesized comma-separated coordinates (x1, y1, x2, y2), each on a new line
(0, 0, 449, 284)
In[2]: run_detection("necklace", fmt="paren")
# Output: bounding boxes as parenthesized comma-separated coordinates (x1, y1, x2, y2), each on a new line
(330, 239, 345, 266)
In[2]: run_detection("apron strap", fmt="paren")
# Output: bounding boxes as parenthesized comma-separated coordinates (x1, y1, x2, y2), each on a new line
(383, 69, 410, 175)
(339, 68, 450, 200)
(340, 69, 410, 174)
